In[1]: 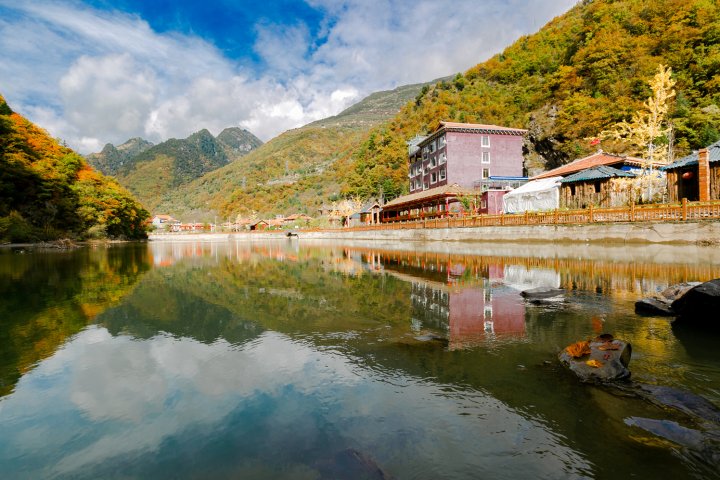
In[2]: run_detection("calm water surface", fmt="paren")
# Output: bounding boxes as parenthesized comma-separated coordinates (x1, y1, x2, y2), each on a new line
(1, 239, 719, 479)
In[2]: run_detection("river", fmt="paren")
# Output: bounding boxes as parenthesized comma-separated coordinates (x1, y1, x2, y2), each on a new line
(0, 239, 718, 479)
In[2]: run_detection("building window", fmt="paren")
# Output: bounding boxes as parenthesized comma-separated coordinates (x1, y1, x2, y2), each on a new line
(439, 153, 447, 164)
(431, 172, 437, 184)
(429, 142, 435, 153)
(481, 135, 490, 147)
(424, 182, 429, 190)
(482, 151, 490, 163)
(570, 184, 576, 195)
(437, 136, 445, 147)
(482, 168, 490, 179)
(594, 182, 602, 193)
(481, 199, 487, 209)
(439, 168, 446, 181)
(431, 157, 437, 167)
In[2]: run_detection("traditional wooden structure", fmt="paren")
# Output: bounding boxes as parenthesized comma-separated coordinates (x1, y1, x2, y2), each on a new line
(532, 150, 661, 180)
(560, 166, 635, 209)
(662, 141, 720, 202)
(381, 183, 478, 223)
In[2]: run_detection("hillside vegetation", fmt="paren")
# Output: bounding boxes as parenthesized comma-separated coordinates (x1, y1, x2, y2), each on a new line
(0, 94, 148, 242)
(343, 0, 720, 199)
(153, 82, 432, 219)
(87, 127, 262, 213)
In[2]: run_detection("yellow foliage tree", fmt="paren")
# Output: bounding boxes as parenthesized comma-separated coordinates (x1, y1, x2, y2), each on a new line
(606, 64, 676, 167)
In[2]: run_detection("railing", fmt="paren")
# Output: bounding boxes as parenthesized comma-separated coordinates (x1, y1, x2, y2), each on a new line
(341, 198, 720, 232)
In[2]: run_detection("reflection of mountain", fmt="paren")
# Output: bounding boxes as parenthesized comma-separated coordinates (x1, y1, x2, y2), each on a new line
(0, 245, 151, 398)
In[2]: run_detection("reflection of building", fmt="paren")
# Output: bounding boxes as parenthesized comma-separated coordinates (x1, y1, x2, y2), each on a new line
(376, 255, 527, 349)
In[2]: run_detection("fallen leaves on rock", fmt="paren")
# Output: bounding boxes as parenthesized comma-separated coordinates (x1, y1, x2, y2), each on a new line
(565, 341, 591, 358)
(586, 359, 604, 368)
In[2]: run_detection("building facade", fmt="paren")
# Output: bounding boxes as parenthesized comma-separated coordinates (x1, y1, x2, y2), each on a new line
(408, 122, 526, 193)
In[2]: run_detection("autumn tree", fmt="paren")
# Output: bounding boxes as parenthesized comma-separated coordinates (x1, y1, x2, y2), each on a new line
(605, 64, 676, 167)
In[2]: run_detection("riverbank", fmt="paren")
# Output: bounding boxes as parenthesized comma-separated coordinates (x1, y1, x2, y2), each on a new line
(149, 220, 720, 245)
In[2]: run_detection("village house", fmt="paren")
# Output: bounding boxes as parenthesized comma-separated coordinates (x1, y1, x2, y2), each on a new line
(510, 150, 667, 212)
(662, 140, 720, 202)
(382, 122, 526, 221)
(559, 165, 635, 209)
(151, 214, 179, 229)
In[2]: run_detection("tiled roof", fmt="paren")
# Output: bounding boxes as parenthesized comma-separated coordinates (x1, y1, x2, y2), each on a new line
(662, 140, 720, 170)
(438, 121, 528, 134)
(532, 151, 654, 180)
(560, 165, 635, 183)
(383, 183, 476, 209)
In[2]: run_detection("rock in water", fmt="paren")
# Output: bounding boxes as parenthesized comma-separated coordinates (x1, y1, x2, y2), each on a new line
(660, 282, 701, 302)
(671, 278, 720, 328)
(521, 287, 565, 300)
(559, 335, 631, 382)
(635, 297, 674, 316)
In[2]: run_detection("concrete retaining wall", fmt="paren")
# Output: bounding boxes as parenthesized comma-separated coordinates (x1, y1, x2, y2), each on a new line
(150, 221, 720, 245)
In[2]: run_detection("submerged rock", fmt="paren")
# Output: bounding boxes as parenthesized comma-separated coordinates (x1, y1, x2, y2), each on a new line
(636, 384, 720, 425)
(635, 297, 674, 316)
(559, 335, 631, 382)
(671, 278, 720, 328)
(521, 287, 565, 300)
(314, 448, 392, 480)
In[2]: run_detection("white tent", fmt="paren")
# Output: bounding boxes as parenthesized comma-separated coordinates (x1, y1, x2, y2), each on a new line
(502, 176, 562, 213)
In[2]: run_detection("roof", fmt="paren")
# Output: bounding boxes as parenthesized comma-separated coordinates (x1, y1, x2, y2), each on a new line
(662, 140, 720, 170)
(532, 151, 655, 180)
(504, 176, 563, 197)
(359, 199, 381, 213)
(383, 183, 477, 209)
(439, 121, 528, 134)
(153, 214, 176, 220)
(560, 165, 635, 183)
(415, 121, 527, 149)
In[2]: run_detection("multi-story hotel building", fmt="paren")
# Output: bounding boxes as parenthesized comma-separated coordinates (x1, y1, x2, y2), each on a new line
(407, 121, 527, 193)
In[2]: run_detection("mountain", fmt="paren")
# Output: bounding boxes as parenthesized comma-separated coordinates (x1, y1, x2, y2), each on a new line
(86, 137, 154, 177)
(87, 127, 263, 213)
(0, 94, 148, 242)
(342, 0, 720, 199)
(152, 82, 433, 220)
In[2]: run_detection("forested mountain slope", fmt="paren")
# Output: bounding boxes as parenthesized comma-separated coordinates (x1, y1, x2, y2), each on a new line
(342, 0, 720, 199)
(0, 94, 148, 242)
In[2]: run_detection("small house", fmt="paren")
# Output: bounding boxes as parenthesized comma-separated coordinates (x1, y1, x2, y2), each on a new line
(559, 166, 635, 209)
(151, 214, 179, 229)
(249, 220, 269, 231)
(662, 141, 720, 202)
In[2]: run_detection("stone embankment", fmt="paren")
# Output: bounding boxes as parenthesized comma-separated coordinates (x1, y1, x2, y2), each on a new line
(150, 220, 720, 245)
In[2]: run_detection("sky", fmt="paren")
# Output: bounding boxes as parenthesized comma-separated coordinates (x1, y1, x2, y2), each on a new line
(0, 0, 577, 153)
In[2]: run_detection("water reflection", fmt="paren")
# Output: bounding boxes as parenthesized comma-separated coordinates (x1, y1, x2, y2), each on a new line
(0, 240, 719, 479)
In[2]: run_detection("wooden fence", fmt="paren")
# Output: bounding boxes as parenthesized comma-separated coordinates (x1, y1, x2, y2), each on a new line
(338, 198, 720, 232)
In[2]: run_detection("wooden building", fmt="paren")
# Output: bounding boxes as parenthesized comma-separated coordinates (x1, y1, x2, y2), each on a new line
(532, 150, 660, 180)
(381, 184, 478, 222)
(560, 166, 635, 209)
(662, 141, 720, 202)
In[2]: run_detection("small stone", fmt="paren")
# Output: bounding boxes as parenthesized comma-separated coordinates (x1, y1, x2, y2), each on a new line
(559, 336, 631, 382)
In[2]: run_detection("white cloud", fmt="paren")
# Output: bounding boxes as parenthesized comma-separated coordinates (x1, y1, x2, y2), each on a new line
(0, 0, 577, 152)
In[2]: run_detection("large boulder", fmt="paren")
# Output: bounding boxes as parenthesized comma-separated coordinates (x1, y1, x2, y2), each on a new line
(635, 297, 674, 316)
(635, 282, 701, 317)
(559, 335, 631, 382)
(671, 279, 720, 328)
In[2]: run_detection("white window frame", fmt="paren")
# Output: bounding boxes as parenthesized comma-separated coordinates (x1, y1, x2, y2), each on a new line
(439, 168, 446, 181)
(481, 135, 490, 147)
(431, 157, 437, 167)
(482, 151, 490, 163)
(439, 152, 447, 164)
(431, 172, 437, 184)
(482, 168, 489, 179)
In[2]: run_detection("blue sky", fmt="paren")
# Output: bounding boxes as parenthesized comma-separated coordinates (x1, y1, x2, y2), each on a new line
(0, 0, 577, 152)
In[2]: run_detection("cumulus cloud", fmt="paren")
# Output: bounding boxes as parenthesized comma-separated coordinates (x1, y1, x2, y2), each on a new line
(0, 0, 576, 152)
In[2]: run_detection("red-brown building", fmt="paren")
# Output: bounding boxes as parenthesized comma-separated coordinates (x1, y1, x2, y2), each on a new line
(408, 121, 526, 193)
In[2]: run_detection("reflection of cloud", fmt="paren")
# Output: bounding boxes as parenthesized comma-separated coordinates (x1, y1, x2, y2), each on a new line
(0, 325, 591, 478)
